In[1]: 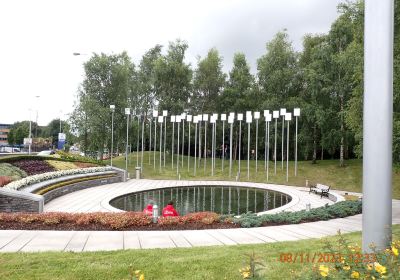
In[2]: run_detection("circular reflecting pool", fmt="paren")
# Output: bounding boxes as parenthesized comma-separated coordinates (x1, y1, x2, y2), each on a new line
(110, 186, 292, 215)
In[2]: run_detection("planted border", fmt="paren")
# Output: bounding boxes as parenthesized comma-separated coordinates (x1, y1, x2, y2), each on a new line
(4, 166, 113, 190)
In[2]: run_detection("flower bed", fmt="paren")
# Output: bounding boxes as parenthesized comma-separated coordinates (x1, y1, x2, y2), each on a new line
(4, 166, 113, 190)
(11, 159, 56, 175)
(0, 212, 236, 231)
(0, 201, 362, 231)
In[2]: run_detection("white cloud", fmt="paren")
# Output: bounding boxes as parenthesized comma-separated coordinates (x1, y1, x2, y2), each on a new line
(0, 0, 341, 125)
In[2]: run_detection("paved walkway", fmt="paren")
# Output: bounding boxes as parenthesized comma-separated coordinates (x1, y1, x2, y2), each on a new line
(0, 180, 398, 252)
(44, 179, 338, 214)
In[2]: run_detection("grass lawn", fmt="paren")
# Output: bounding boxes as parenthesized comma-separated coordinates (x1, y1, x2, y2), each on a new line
(108, 151, 400, 199)
(0, 225, 399, 280)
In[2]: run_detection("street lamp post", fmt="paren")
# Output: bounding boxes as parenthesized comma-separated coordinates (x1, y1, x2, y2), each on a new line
(237, 113, 243, 179)
(280, 108, 286, 170)
(213, 113, 218, 170)
(286, 113, 292, 182)
(273, 111, 280, 175)
(149, 114, 152, 165)
(125, 108, 131, 177)
(254, 112, 260, 173)
(246, 112, 252, 180)
(136, 111, 140, 167)
(263, 110, 269, 171)
(141, 113, 145, 170)
(163, 110, 168, 167)
(221, 114, 227, 172)
(28, 108, 32, 155)
(294, 108, 301, 176)
(228, 113, 234, 178)
(198, 115, 203, 168)
(110, 105, 115, 167)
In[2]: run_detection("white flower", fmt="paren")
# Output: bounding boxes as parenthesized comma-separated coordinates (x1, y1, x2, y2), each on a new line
(4, 166, 112, 190)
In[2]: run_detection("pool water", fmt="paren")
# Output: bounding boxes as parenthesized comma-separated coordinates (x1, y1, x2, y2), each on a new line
(110, 186, 291, 215)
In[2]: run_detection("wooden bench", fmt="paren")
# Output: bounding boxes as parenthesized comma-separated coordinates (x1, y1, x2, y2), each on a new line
(309, 184, 330, 198)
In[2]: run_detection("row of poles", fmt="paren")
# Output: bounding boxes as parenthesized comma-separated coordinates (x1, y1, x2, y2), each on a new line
(111, 107, 301, 182)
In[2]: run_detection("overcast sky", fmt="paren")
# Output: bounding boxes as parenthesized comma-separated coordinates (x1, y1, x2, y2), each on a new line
(0, 0, 343, 126)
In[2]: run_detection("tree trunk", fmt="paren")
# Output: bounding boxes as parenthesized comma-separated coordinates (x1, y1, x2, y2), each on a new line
(340, 94, 345, 167)
(312, 124, 317, 164)
(321, 146, 324, 161)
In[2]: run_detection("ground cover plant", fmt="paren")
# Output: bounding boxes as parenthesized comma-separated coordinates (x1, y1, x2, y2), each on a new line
(0, 225, 398, 280)
(45, 160, 78, 170)
(0, 201, 361, 231)
(11, 159, 55, 175)
(0, 163, 26, 183)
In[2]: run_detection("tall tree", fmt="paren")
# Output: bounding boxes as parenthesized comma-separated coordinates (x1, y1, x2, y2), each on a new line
(192, 48, 226, 112)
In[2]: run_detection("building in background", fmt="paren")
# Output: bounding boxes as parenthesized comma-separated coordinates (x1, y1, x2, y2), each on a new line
(0, 124, 11, 145)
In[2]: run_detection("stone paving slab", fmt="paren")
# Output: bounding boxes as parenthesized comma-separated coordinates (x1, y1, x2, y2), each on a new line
(83, 231, 123, 252)
(0, 231, 38, 252)
(123, 231, 141, 249)
(64, 231, 90, 252)
(137, 231, 176, 249)
(21, 231, 74, 252)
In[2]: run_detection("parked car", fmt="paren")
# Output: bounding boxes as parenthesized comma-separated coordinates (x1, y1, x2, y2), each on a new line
(37, 150, 55, 156)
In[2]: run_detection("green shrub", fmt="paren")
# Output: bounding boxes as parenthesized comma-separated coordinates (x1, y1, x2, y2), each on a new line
(0, 163, 27, 180)
(234, 201, 362, 228)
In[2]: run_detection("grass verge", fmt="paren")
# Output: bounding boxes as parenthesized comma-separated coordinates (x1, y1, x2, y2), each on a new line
(0, 225, 399, 280)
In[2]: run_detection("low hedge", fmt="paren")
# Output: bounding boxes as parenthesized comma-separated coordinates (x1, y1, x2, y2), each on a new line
(0, 154, 104, 166)
(231, 200, 362, 228)
(35, 174, 117, 195)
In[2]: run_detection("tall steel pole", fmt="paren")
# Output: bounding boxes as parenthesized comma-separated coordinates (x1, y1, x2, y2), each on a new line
(363, 0, 393, 251)
(273, 111, 279, 175)
(177, 116, 180, 175)
(136, 114, 140, 167)
(163, 111, 167, 168)
(198, 116, 202, 168)
(149, 116, 152, 164)
(203, 114, 208, 173)
(153, 110, 158, 169)
(159, 116, 163, 172)
(294, 108, 300, 176)
(238, 114, 243, 177)
(28, 109, 32, 155)
(246, 112, 252, 181)
(141, 116, 144, 170)
(254, 112, 260, 173)
(229, 116, 233, 178)
(171, 116, 175, 169)
(211, 118, 215, 176)
(125, 108, 130, 177)
(280, 108, 286, 170)
(221, 114, 226, 172)
(182, 114, 186, 168)
(110, 105, 115, 167)
(194, 117, 198, 176)
(267, 119, 270, 181)
(286, 113, 291, 182)
(187, 115, 192, 172)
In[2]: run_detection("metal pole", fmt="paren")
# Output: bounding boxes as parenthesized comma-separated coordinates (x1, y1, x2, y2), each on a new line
(222, 120, 225, 171)
(239, 120, 242, 175)
(137, 116, 140, 167)
(281, 115, 285, 170)
(141, 117, 144, 170)
(286, 120, 289, 182)
(295, 116, 298, 176)
(198, 121, 202, 168)
(204, 121, 207, 173)
(212, 122, 215, 176)
(229, 122, 233, 178)
(188, 122, 191, 172)
(264, 120, 267, 171)
(177, 121, 180, 175)
(149, 118, 152, 165)
(182, 119, 185, 167)
(256, 119, 258, 173)
(172, 121, 175, 169)
(164, 116, 166, 167)
(363, 0, 393, 251)
(194, 122, 197, 176)
(247, 123, 250, 180)
(214, 120, 217, 170)
(267, 121, 270, 181)
(154, 118, 156, 169)
(159, 120, 162, 172)
(110, 110, 114, 167)
(125, 114, 129, 176)
(28, 115, 32, 155)
(274, 118, 277, 175)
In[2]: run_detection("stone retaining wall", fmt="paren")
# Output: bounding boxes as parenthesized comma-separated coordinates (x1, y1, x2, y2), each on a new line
(0, 167, 125, 213)
(43, 175, 122, 204)
(0, 188, 43, 213)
